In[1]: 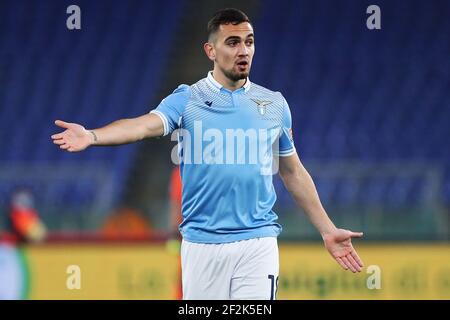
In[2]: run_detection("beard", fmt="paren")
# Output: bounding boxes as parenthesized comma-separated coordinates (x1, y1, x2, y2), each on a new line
(221, 65, 250, 82)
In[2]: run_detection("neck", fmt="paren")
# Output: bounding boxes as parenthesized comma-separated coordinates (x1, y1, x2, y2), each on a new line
(212, 69, 247, 91)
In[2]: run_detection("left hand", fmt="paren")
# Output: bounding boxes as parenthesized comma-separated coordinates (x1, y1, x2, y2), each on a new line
(322, 229, 364, 273)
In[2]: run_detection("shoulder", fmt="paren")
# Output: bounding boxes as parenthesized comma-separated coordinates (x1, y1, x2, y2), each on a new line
(248, 82, 286, 102)
(171, 84, 191, 96)
(189, 77, 212, 95)
(161, 84, 192, 108)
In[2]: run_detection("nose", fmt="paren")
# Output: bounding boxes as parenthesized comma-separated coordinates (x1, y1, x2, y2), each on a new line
(237, 42, 249, 56)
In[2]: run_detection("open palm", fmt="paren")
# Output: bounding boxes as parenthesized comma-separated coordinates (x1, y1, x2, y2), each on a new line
(323, 228, 364, 273)
(51, 120, 91, 152)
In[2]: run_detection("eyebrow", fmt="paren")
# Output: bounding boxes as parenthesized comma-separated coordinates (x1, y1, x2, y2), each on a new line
(224, 33, 254, 42)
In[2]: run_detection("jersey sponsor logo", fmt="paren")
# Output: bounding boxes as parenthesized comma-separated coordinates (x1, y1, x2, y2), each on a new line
(250, 99, 272, 116)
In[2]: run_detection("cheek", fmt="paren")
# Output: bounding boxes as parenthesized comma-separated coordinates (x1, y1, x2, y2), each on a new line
(218, 51, 235, 65)
(249, 47, 255, 59)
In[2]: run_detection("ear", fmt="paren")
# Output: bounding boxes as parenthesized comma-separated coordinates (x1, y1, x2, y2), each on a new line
(203, 42, 215, 61)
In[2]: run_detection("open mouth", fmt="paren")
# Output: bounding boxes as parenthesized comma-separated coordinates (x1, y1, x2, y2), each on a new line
(236, 61, 249, 70)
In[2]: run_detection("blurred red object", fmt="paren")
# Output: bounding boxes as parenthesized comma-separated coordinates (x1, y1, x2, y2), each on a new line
(8, 189, 47, 243)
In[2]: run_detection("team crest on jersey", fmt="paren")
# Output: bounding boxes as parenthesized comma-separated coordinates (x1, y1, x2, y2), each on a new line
(251, 99, 272, 115)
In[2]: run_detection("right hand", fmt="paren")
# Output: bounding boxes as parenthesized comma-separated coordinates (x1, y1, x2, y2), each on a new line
(51, 120, 93, 152)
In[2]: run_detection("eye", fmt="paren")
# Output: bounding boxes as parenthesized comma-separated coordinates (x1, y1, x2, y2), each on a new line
(228, 41, 238, 47)
(246, 40, 254, 46)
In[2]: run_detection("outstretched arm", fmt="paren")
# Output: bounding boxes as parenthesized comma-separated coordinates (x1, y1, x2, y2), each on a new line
(51, 113, 164, 152)
(279, 152, 364, 273)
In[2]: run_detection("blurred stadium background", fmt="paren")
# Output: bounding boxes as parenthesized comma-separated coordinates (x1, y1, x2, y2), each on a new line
(0, 0, 449, 299)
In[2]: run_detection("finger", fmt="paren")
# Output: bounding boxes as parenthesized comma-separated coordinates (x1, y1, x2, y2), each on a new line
(53, 139, 65, 145)
(349, 231, 364, 238)
(351, 250, 364, 268)
(336, 257, 349, 271)
(60, 144, 70, 150)
(346, 253, 362, 272)
(51, 133, 64, 139)
(341, 256, 356, 273)
(55, 120, 71, 129)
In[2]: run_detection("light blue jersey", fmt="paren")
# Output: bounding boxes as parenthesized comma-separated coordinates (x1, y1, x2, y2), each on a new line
(151, 72, 295, 243)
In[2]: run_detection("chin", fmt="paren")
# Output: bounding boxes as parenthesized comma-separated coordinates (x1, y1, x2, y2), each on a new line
(233, 70, 250, 80)
(223, 67, 250, 82)
(238, 71, 249, 79)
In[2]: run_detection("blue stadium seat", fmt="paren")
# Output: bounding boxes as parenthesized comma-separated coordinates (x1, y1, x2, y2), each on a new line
(0, 0, 186, 213)
(254, 0, 450, 207)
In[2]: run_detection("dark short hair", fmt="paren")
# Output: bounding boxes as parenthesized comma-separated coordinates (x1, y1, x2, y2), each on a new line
(207, 8, 252, 40)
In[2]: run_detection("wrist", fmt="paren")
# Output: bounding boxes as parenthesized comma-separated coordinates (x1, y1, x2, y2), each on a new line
(88, 130, 98, 145)
(320, 225, 338, 239)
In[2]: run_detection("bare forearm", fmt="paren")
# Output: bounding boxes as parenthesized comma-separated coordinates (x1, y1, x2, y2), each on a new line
(280, 158, 336, 236)
(90, 114, 163, 146)
(89, 119, 143, 146)
(52, 114, 163, 152)
(279, 156, 364, 272)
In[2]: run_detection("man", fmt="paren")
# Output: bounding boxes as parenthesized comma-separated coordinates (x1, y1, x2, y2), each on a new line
(51, 8, 364, 300)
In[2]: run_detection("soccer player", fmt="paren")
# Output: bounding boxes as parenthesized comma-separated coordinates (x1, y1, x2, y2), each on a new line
(51, 8, 364, 300)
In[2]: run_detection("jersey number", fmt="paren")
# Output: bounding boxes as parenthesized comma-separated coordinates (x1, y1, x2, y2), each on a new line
(268, 274, 279, 300)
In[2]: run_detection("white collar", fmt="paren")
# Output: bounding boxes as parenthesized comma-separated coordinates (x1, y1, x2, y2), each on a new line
(206, 71, 251, 93)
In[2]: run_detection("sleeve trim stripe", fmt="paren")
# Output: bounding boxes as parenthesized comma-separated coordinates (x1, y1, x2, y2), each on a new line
(150, 110, 169, 136)
(275, 148, 296, 157)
